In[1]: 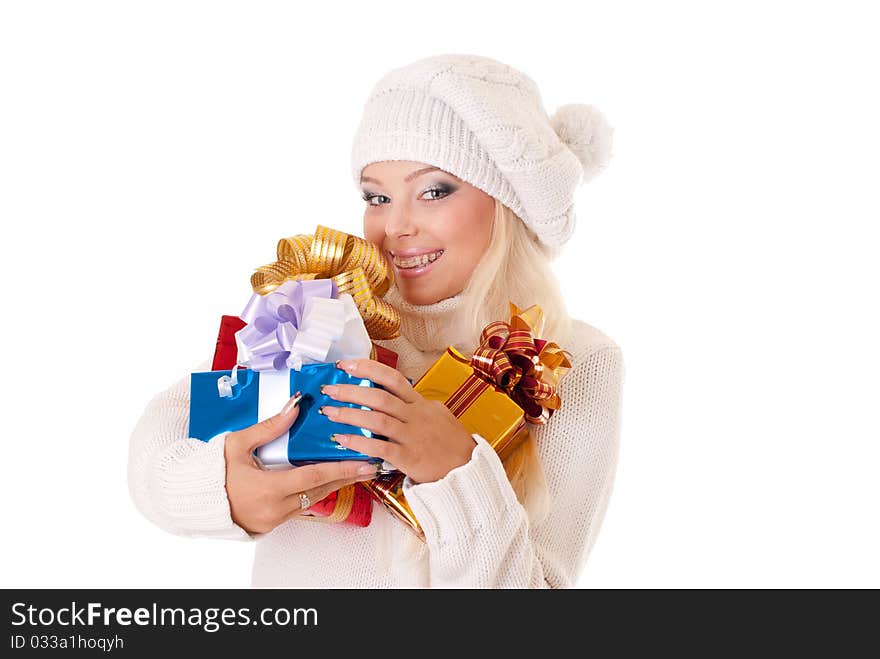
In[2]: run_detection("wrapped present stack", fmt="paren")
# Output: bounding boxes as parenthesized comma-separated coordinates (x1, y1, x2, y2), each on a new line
(188, 225, 402, 527)
(361, 302, 573, 539)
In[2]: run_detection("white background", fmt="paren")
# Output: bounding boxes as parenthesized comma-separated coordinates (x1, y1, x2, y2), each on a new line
(1, 1, 877, 588)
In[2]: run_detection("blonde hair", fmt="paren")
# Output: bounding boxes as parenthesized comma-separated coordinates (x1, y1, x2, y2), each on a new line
(450, 198, 575, 524)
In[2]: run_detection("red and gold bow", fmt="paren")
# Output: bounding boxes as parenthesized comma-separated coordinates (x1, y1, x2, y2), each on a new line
(468, 302, 573, 424)
(249, 224, 400, 340)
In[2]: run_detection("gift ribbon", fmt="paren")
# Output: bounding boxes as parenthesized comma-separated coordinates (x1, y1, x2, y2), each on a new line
(216, 365, 254, 399)
(445, 302, 573, 425)
(237, 274, 372, 362)
(255, 369, 295, 463)
(325, 485, 356, 523)
(249, 225, 400, 341)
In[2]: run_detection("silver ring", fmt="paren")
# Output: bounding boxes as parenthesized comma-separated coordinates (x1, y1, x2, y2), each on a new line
(298, 492, 311, 511)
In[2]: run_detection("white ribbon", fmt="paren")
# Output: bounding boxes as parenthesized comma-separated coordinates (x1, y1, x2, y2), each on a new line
(253, 369, 293, 470)
(235, 293, 372, 372)
(218, 293, 372, 398)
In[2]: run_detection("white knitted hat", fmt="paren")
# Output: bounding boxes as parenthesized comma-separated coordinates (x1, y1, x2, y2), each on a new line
(350, 54, 614, 250)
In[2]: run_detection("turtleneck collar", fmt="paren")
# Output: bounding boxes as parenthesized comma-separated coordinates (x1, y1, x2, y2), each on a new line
(382, 283, 468, 354)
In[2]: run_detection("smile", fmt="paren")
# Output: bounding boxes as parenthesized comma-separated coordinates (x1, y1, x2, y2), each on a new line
(390, 250, 444, 278)
(391, 250, 444, 268)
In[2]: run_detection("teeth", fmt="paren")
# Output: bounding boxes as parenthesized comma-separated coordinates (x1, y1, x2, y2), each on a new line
(393, 250, 443, 268)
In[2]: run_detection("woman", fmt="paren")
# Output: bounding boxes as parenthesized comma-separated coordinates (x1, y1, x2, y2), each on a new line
(128, 53, 624, 588)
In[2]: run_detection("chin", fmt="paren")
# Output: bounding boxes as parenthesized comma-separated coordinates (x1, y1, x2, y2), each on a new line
(399, 281, 462, 306)
(399, 287, 442, 306)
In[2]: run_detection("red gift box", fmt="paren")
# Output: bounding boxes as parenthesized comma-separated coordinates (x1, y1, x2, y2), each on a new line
(212, 315, 247, 371)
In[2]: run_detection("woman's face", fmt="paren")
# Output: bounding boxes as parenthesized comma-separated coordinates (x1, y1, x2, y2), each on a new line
(361, 160, 495, 305)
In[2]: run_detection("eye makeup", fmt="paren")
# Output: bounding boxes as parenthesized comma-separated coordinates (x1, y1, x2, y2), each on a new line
(422, 183, 456, 200)
(361, 182, 457, 205)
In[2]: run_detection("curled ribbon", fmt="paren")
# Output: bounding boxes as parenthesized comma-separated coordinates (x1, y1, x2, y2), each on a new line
(468, 302, 573, 424)
(249, 225, 400, 341)
(217, 365, 254, 399)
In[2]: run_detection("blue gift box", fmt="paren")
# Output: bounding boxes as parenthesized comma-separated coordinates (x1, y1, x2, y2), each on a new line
(189, 361, 389, 467)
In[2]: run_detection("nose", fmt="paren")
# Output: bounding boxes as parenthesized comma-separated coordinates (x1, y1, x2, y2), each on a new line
(384, 202, 418, 240)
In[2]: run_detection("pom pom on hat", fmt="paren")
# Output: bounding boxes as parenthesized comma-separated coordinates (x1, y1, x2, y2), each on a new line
(550, 104, 614, 184)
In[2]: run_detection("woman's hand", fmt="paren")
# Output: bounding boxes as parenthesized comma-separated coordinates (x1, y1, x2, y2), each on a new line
(223, 393, 380, 535)
(320, 359, 477, 484)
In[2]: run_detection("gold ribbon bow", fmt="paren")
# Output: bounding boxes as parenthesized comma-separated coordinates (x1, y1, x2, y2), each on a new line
(249, 225, 400, 340)
(467, 302, 573, 424)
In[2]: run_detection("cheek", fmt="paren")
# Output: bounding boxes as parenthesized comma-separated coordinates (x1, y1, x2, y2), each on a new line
(436, 198, 486, 243)
(363, 214, 384, 246)
(441, 215, 491, 272)
(447, 197, 493, 252)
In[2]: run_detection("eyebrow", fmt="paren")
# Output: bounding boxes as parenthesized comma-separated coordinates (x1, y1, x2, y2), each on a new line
(360, 166, 442, 186)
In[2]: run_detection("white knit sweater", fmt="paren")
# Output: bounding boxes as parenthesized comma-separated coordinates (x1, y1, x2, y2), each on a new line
(127, 285, 625, 587)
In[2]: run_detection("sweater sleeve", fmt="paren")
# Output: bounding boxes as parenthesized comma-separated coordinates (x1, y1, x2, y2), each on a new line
(127, 358, 256, 541)
(401, 345, 624, 588)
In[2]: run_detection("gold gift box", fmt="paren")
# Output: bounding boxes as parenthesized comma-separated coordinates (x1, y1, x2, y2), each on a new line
(362, 346, 530, 539)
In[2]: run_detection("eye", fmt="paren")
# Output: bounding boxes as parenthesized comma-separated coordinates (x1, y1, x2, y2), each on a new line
(362, 185, 454, 206)
(421, 185, 453, 201)
(362, 192, 389, 206)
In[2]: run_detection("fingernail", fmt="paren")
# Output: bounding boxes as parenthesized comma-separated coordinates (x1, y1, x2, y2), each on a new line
(358, 463, 376, 475)
(334, 360, 342, 369)
(282, 391, 302, 415)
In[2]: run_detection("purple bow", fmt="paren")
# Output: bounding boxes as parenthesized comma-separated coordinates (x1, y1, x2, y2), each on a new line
(235, 278, 337, 371)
